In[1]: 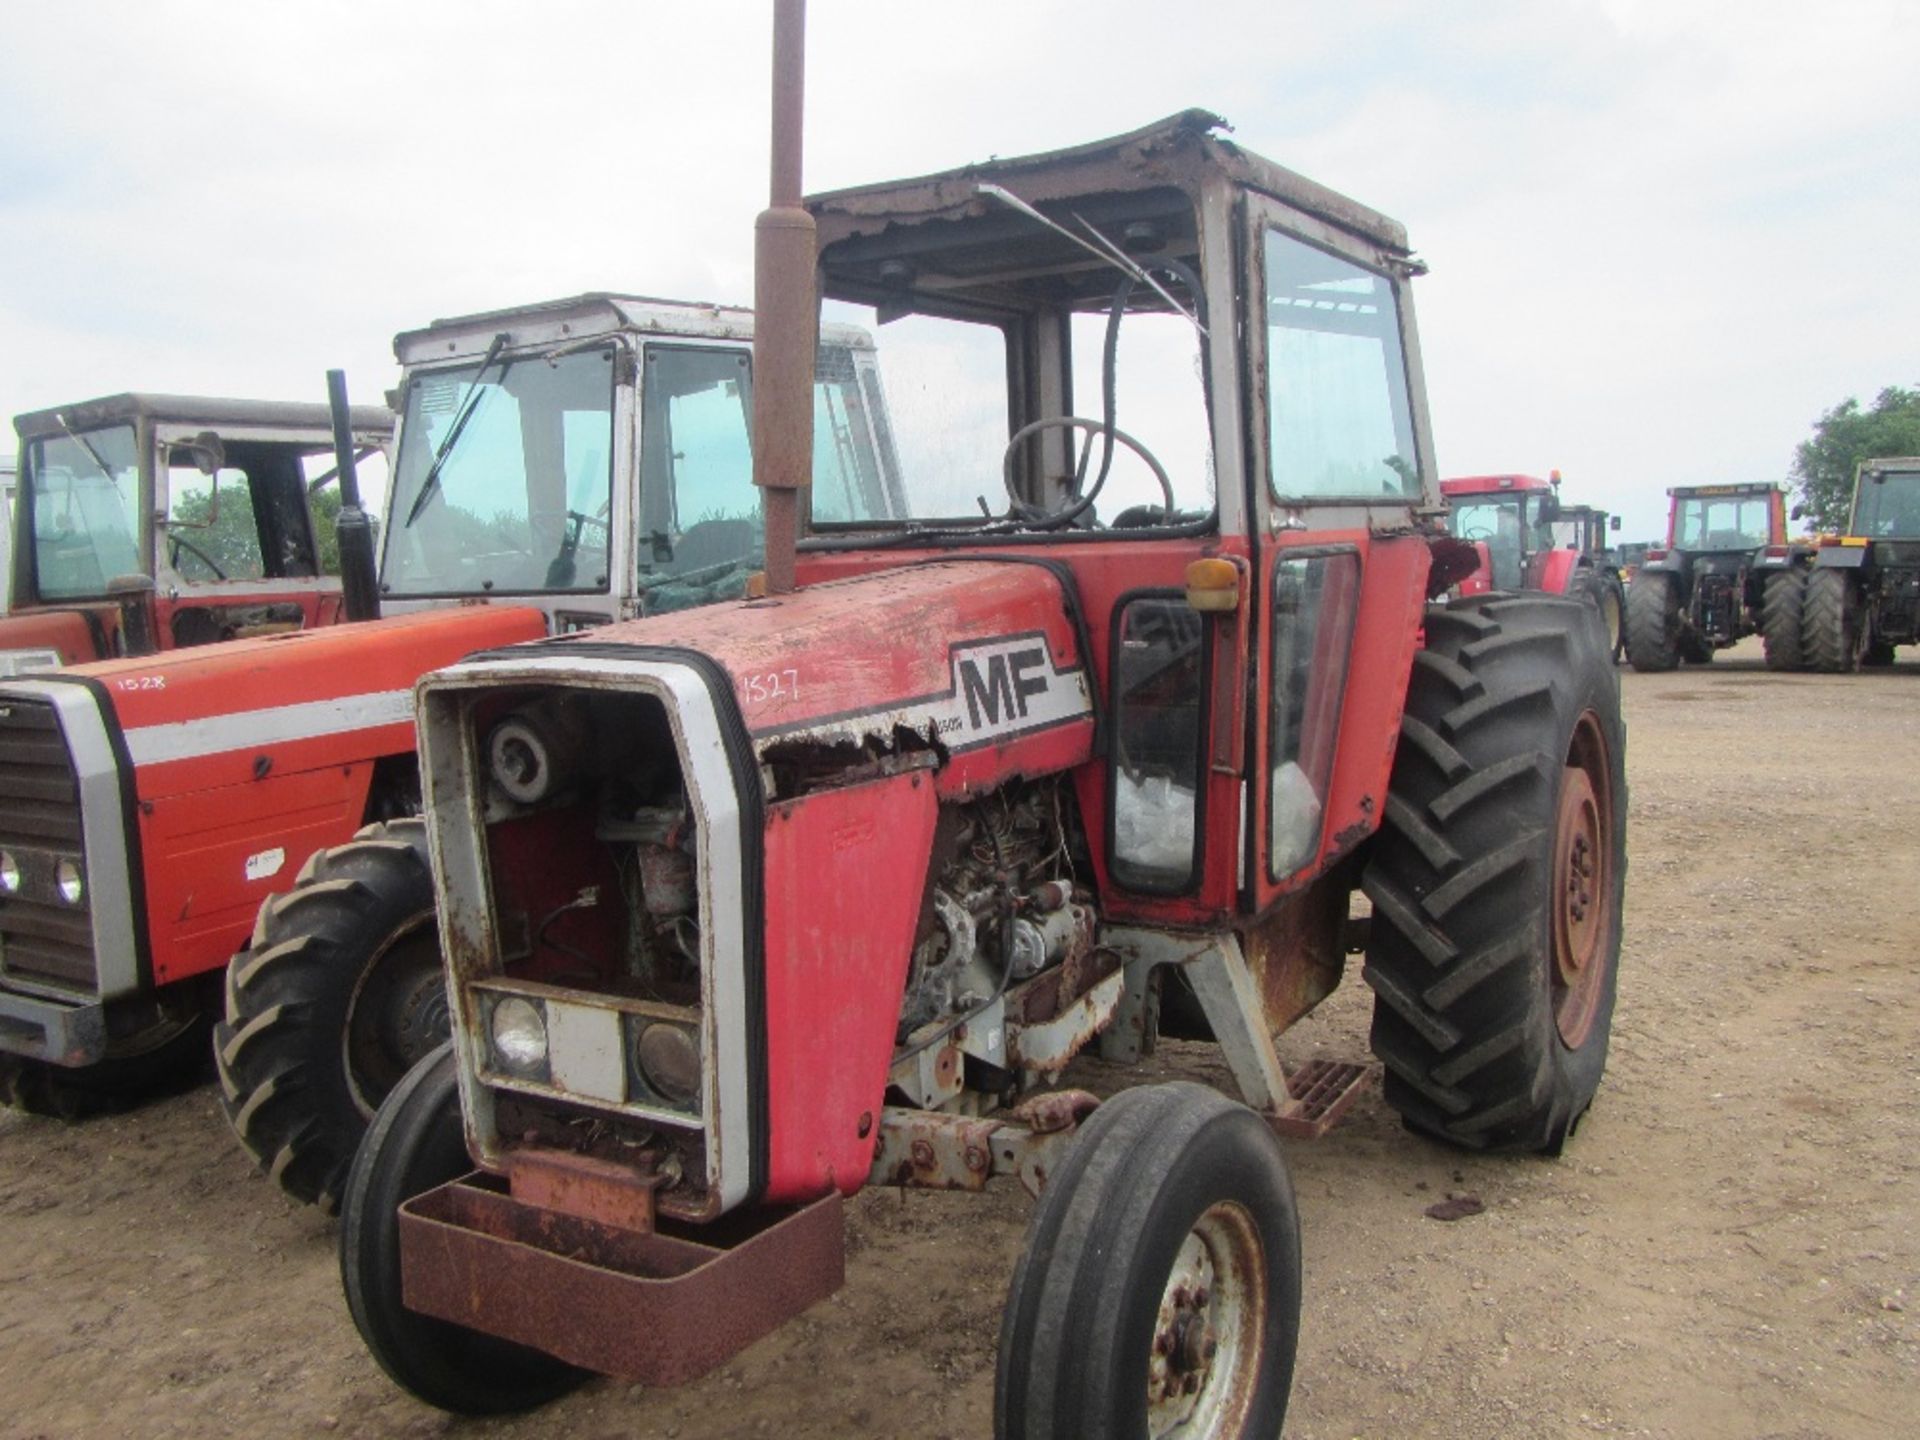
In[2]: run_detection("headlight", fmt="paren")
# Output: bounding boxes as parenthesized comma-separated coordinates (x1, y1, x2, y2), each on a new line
(490, 996, 548, 1074)
(0, 852, 18, 894)
(55, 858, 84, 905)
(632, 1021, 700, 1107)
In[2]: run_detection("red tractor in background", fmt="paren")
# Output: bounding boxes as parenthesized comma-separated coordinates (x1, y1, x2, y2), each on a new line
(1442, 471, 1626, 660)
(333, 57, 1627, 1440)
(1, 393, 393, 674)
(1626, 482, 1808, 671)
(0, 296, 898, 1152)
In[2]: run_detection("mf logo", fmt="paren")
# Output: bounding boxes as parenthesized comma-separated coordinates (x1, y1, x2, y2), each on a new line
(959, 646, 1050, 730)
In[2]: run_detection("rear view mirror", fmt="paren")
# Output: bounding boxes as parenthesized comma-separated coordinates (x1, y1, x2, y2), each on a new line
(1609, 515, 1621, 531)
(1790, 502, 1806, 520)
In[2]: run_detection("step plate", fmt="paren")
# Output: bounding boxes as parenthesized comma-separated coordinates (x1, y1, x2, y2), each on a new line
(1270, 1059, 1374, 1140)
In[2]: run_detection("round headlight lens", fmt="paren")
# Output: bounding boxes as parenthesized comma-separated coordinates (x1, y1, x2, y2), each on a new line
(490, 997, 548, 1073)
(635, 1022, 701, 1107)
(55, 858, 84, 905)
(0, 852, 19, 894)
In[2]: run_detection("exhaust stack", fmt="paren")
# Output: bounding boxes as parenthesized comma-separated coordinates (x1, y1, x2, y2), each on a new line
(751, 0, 815, 596)
(326, 368, 382, 623)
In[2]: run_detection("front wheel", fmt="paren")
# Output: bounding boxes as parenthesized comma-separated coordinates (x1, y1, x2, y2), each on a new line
(1, 983, 214, 1119)
(1363, 594, 1626, 1153)
(216, 819, 447, 1210)
(995, 1082, 1300, 1440)
(339, 1044, 585, 1414)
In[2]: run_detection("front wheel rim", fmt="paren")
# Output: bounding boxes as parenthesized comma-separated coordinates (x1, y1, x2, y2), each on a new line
(1146, 1201, 1266, 1438)
(1551, 711, 1614, 1048)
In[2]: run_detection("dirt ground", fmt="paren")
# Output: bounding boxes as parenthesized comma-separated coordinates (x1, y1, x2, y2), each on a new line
(2, 638, 1916, 1440)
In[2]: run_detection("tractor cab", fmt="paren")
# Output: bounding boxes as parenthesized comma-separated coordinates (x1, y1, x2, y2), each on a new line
(3, 394, 394, 672)
(1552, 504, 1619, 560)
(1664, 482, 1785, 555)
(381, 294, 900, 630)
(1441, 473, 1560, 589)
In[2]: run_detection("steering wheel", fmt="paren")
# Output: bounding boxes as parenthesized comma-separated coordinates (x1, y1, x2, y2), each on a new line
(1456, 518, 1496, 542)
(1000, 416, 1174, 528)
(167, 533, 229, 580)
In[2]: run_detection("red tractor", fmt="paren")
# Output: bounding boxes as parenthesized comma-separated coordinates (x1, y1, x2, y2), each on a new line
(1, 393, 393, 674)
(333, 63, 1626, 1440)
(1442, 472, 1626, 660)
(0, 295, 897, 1138)
(1626, 482, 1808, 671)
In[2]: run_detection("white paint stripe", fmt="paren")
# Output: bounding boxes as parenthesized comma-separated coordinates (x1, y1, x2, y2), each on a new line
(123, 688, 415, 766)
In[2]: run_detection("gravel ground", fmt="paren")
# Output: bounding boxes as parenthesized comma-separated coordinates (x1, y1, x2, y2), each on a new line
(1, 637, 1915, 1439)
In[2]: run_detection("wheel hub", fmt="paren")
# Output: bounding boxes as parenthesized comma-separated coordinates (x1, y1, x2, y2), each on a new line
(345, 924, 447, 1118)
(1146, 1202, 1264, 1438)
(1550, 712, 1614, 1049)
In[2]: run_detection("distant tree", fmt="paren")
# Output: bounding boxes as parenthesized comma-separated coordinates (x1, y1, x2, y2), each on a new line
(167, 483, 263, 580)
(1791, 386, 1920, 532)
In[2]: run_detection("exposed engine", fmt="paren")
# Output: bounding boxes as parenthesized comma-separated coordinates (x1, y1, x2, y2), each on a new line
(897, 777, 1092, 1041)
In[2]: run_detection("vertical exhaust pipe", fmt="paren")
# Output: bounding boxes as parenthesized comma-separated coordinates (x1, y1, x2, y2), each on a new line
(752, 0, 815, 596)
(326, 369, 382, 623)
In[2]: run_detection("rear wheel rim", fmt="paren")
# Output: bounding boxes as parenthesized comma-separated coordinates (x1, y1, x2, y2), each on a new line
(1602, 590, 1622, 652)
(344, 919, 449, 1119)
(1146, 1201, 1265, 1438)
(1551, 711, 1613, 1048)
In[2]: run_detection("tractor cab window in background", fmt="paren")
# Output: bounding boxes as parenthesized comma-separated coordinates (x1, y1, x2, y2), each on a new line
(1854, 470, 1920, 537)
(1450, 496, 1529, 588)
(1675, 495, 1769, 551)
(301, 446, 390, 577)
(1264, 228, 1419, 500)
(25, 424, 142, 599)
(162, 439, 326, 585)
(383, 346, 616, 597)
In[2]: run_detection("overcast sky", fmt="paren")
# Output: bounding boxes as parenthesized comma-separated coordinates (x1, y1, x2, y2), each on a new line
(3, 0, 1915, 539)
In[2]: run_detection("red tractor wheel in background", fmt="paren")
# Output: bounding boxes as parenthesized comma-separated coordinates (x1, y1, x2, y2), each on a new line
(1362, 594, 1626, 1153)
(216, 818, 447, 1211)
(995, 1082, 1301, 1440)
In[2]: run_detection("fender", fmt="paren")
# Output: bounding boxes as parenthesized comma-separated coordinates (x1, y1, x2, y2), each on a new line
(1456, 539, 1493, 595)
(1530, 548, 1581, 595)
(1814, 545, 1868, 569)
(0, 606, 113, 667)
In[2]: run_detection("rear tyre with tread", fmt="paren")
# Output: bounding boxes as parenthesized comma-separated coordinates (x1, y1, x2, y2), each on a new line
(1760, 569, 1806, 671)
(216, 818, 447, 1211)
(1362, 594, 1626, 1153)
(1625, 572, 1679, 672)
(995, 1082, 1300, 1440)
(340, 1044, 585, 1414)
(1802, 567, 1861, 673)
(1565, 567, 1624, 664)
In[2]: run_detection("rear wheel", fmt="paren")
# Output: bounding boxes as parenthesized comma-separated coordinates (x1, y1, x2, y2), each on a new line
(1802, 567, 1861, 673)
(1565, 567, 1624, 664)
(216, 819, 447, 1211)
(1625, 572, 1679, 672)
(995, 1083, 1300, 1440)
(1760, 569, 1807, 671)
(340, 1044, 585, 1413)
(0, 982, 214, 1119)
(1362, 594, 1626, 1152)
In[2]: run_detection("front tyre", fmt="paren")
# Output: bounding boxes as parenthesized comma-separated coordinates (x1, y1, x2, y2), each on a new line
(339, 1043, 585, 1414)
(0, 983, 214, 1119)
(1363, 594, 1626, 1153)
(216, 819, 447, 1210)
(995, 1083, 1300, 1440)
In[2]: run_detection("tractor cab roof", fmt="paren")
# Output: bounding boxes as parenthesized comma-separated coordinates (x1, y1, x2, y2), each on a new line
(807, 109, 1414, 312)
(1441, 474, 1555, 497)
(14, 393, 391, 444)
(391, 292, 877, 368)
(1666, 483, 1781, 499)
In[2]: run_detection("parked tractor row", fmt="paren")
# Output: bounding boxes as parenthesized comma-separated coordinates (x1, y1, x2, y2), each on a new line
(1, 11, 1632, 1435)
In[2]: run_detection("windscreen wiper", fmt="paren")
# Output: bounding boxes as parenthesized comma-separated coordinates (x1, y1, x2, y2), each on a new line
(52, 414, 123, 486)
(403, 332, 511, 528)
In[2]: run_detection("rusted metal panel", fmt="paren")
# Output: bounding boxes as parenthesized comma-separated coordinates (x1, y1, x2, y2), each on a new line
(868, 1091, 1099, 1199)
(1005, 966, 1125, 1079)
(1240, 878, 1346, 1038)
(399, 1176, 844, 1385)
(505, 1148, 660, 1233)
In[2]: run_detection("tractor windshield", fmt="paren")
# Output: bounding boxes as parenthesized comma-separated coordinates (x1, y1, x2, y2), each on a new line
(383, 346, 617, 597)
(813, 187, 1216, 538)
(1852, 469, 1920, 538)
(1674, 494, 1770, 551)
(25, 424, 143, 599)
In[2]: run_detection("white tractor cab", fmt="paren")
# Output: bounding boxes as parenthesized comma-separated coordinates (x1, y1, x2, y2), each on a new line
(3, 396, 394, 672)
(381, 293, 902, 627)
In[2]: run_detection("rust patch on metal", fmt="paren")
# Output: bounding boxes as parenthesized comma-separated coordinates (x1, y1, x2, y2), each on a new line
(1242, 877, 1345, 1037)
(505, 1148, 660, 1233)
(1269, 1059, 1373, 1140)
(1009, 1088, 1100, 1134)
(399, 1176, 843, 1385)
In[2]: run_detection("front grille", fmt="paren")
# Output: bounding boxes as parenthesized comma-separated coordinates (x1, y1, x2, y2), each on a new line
(0, 698, 96, 992)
